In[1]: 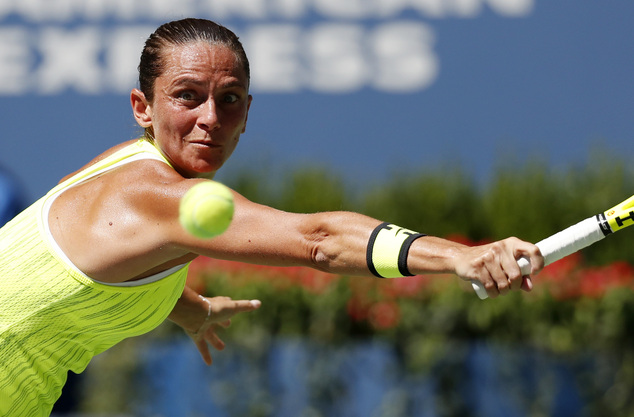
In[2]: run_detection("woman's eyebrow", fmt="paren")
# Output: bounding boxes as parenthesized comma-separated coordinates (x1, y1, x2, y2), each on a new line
(170, 76, 206, 87)
(220, 80, 248, 90)
(168, 77, 247, 90)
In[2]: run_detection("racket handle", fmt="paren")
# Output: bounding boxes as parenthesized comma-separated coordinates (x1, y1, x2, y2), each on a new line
(471, 216, 606, 300)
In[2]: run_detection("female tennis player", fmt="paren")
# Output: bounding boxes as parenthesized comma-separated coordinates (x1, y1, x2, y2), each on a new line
(0, 18, 543, 416)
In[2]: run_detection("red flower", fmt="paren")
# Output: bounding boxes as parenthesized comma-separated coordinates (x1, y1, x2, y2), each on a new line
(381, 276, 433, 299)
(578, 261, 634, 298)
(346, 297, 371, 322)
(369, 301, 400, 330)
(541, 252, 582, 282)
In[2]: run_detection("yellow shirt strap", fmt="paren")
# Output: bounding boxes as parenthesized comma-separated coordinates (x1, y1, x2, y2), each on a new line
(366, 222, 426, 278)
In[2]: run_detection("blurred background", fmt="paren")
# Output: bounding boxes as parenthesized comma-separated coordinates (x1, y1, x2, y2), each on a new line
(2, 0, 634, 416)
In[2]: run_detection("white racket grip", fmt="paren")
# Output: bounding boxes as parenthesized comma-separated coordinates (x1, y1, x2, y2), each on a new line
(472, 216, 606, 299)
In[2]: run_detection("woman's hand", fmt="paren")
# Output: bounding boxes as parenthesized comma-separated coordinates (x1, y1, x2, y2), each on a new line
(453, 237, 543, 298)
(170, 292, 261, 365)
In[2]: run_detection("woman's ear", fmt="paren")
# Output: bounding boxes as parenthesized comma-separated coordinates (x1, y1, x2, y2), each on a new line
(130, 88, 152, 128)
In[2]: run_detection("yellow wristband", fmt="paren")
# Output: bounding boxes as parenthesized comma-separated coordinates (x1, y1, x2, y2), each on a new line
(366, 222, 426, 278)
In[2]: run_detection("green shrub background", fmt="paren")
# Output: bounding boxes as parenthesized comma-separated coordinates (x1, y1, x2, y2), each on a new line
(76, 154, 634, 416)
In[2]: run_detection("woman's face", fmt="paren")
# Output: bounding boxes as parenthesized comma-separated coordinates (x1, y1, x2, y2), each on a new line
(142, 41, 252, 178)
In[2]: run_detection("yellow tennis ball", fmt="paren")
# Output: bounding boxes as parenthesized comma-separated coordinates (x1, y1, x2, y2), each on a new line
(179, 181, 234, 239)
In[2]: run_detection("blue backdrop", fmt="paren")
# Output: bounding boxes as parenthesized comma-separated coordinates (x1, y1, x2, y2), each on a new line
(1, 1, 633, 203)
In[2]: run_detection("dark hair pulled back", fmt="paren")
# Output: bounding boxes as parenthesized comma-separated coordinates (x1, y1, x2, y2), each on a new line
(138, 18, 250, 103)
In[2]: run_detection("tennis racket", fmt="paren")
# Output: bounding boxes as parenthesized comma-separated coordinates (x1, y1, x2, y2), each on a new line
(472, 193, 634, 299)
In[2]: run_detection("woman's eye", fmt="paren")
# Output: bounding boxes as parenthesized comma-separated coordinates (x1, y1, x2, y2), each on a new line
(223, 94, 238, 104)
(179, 91, 196, 101)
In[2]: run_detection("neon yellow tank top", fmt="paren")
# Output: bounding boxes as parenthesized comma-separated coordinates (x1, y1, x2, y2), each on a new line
(0, 140, 189, 416)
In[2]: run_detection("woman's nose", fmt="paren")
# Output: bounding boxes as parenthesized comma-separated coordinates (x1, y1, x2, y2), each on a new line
(198, 99, 220, 131)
